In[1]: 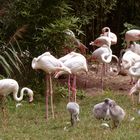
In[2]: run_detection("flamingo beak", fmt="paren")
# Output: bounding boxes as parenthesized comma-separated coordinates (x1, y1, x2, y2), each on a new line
(29, 96, 34, 103)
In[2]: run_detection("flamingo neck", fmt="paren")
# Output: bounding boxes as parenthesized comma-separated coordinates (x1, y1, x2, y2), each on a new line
(13, 88, 24, 102)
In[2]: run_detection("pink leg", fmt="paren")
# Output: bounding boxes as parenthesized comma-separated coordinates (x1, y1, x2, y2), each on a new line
(72, 75, 77, 102)
(68, 75, 71, 102)
(49, 74, 54, 119)
(45, 75, 49, 121)
(101, 64, 104, 91)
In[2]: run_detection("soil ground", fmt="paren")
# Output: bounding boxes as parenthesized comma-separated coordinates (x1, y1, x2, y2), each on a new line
(58, 62, 131, 96)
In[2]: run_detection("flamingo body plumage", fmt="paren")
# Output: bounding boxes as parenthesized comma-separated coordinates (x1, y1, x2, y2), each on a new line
(125, 29, 140, 48)
(32, 52, 71, 120)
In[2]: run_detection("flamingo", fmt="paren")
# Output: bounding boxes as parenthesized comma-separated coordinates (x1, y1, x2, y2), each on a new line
(0, 78, 33, 119)
(101, 27, 117, 45)
(129, 61, 140, 83)
(67, 102, 80, 126)
(108, 100, 125, 127)
(64, 29, 87, 54)
(129, 42, 140, 55)
(91, 45, 119, 89)
(90, 27, 117, 47)
(90, 36, 111, 47)
(129, 79, 140, 104)
(125, 29, 140, 48)
(92, 98, 112, 120)
(31, 52, 71, 121)
(55, 52, 88, 102)
(121, 50, 140, 84)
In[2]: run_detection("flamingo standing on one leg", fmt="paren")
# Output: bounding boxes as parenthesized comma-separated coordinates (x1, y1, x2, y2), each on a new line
(55, 52, 88, 102)
(125, 29, 140, 48)
(0, 78, 33, 123)
(32, 52, 71, 121)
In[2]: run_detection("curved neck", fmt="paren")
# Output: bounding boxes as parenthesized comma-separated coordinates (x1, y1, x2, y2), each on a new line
(31, 58, 37, 69)
(129, 67, 140, 76)
(13, 88, 25, 102)
(101, 53, 112, 63)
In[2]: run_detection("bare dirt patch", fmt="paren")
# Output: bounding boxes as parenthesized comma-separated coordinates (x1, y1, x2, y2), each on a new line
(58, 63, 131, 96)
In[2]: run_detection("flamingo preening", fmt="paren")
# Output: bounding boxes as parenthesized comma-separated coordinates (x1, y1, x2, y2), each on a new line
(125, 29, 140, 48)
(32, 52, 71, 121)
(101, 27, 117, 45)
(90, 27, 117, 47)
(91, 45, 119, 89)
(55, 52, 88, 102)
(0, 79, 33, 119)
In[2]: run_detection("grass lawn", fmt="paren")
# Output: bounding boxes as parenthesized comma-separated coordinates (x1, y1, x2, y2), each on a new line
(0, 90, 140, 140)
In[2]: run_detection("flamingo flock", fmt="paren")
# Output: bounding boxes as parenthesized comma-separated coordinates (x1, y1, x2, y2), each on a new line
(1, 27, 140, 127)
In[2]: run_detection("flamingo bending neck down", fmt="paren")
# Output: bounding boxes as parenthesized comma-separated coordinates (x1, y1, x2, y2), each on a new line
(0, 78, 34, 119)
(55, 52, 88, 102)
(32, 52, 71, 121)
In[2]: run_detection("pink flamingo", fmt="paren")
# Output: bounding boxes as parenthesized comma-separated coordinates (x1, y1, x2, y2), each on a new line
(90, 36, 111, 47)
(101, 27, 117, 45)
(32, 52, 71, 121)
(91, 45, 118, 90)
(125, 29, 140, 48)
(129, 79, 140, 104)
(55, 52, 88, 102)
(90, 27, 117, 47)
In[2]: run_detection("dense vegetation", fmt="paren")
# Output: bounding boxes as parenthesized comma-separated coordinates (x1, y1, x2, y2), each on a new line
(0, 0, 140, 81)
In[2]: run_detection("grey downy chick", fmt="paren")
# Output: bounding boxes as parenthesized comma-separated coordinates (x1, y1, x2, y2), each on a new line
(108, 100, 126, 127)
(92, 98, 112, 120)
(67, 102, 80, 126)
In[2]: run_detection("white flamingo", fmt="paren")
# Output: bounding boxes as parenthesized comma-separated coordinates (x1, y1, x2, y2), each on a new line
(121, 50, 140, 83)
(129, 42, 140, 55)
(91, 45, 118, 89)
(0, 78, 33, 118)
(67, 102, 80, 126)
(101, 27, 117, 45)
(125, 29, 140, 48)
(32, 52, 71, 121)
(55, 52, 88, 102)
(129, 61, 140, 82)
(129, 79, 140, 104)
(90, 36, 111, 47)
(90, 27, 117, 47)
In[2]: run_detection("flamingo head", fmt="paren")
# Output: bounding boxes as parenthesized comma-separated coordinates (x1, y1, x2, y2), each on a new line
(28, 91, 34, 103)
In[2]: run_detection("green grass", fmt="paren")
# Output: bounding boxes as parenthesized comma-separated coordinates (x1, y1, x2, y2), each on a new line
(0, 90, 140, 140)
